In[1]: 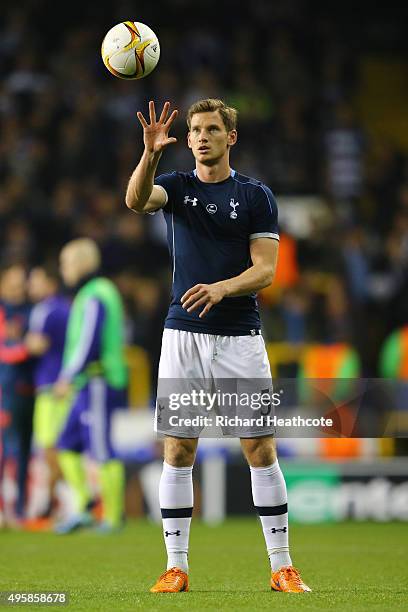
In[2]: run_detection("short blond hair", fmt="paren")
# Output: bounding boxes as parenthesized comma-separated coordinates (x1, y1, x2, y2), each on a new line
(62, 238, 101, 272)
(187, 98, 238, 132)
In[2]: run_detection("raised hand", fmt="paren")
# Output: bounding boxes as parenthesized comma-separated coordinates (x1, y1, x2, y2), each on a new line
(137, 100, 178, 154)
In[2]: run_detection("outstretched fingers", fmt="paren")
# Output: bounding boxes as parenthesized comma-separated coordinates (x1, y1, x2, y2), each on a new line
(165, 109, 178, 129)
(137, 111, 148, 128)
(158, 101, 170, 124)
(149, 100, 156, 124)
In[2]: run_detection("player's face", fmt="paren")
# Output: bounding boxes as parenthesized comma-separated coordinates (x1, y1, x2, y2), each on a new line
(0, 266, 26, 304)
(28, 268, 50, 302)
(59, 247, 80, 287)
(188, 111, 237, 164)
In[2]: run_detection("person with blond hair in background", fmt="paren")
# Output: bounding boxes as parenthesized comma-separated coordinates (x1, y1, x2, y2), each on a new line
(54, 239, 128, 533)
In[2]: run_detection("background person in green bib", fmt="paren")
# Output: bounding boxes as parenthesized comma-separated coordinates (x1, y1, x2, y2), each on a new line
(54, 238, 128, 533)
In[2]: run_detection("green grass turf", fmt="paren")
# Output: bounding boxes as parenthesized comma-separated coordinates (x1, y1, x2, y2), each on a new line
(0, 519, 407, 611)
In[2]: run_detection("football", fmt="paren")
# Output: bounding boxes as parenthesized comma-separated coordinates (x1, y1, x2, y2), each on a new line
(101, 21, 160, 79)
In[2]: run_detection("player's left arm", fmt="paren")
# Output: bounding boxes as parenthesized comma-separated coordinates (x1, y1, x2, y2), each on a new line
(181, 238, 278, 318)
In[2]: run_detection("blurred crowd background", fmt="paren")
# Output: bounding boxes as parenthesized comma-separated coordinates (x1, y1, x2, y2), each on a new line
(1, 0, 408, 384)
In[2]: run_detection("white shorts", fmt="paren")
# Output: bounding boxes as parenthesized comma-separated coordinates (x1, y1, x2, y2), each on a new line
(155, 329, 275, 438)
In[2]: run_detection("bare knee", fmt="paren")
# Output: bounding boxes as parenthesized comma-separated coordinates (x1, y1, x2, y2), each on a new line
(240, 436, 277, 467)
(164, 437, 197, 467)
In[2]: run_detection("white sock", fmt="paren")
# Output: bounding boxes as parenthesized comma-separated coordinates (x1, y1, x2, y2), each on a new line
(250, 461, 292, 572)
(159, 461, 193, 573)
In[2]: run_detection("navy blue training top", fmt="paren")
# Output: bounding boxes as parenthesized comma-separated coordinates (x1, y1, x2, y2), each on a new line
(155, 169, 279, 335)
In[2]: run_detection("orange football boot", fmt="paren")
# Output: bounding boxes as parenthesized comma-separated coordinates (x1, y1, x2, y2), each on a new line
(150, 567, 189, 593)
(271, 566, 311, 593)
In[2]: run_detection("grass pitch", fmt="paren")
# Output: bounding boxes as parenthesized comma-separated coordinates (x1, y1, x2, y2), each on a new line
(0, 519, 407, 610)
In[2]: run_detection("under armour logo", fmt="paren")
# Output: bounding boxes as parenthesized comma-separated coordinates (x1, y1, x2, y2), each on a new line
(184, 196, 198, 206)
(230, 198, 239, 219)
(165, 530, 181, 537)
(270, 527, 287, 533)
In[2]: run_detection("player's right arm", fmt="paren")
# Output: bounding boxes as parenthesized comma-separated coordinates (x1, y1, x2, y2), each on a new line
(125, 101, 178, 214)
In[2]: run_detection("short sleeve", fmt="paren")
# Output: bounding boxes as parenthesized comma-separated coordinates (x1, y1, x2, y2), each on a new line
(249, 184, 280, 241)
(155, 172, 182, 212)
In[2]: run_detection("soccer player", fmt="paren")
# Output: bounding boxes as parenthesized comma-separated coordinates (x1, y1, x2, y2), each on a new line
(53, 239, 128, 533)
(0, 264, 34, 522)
(125, 100, 311, 593)
(25, 264, 71, 519)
